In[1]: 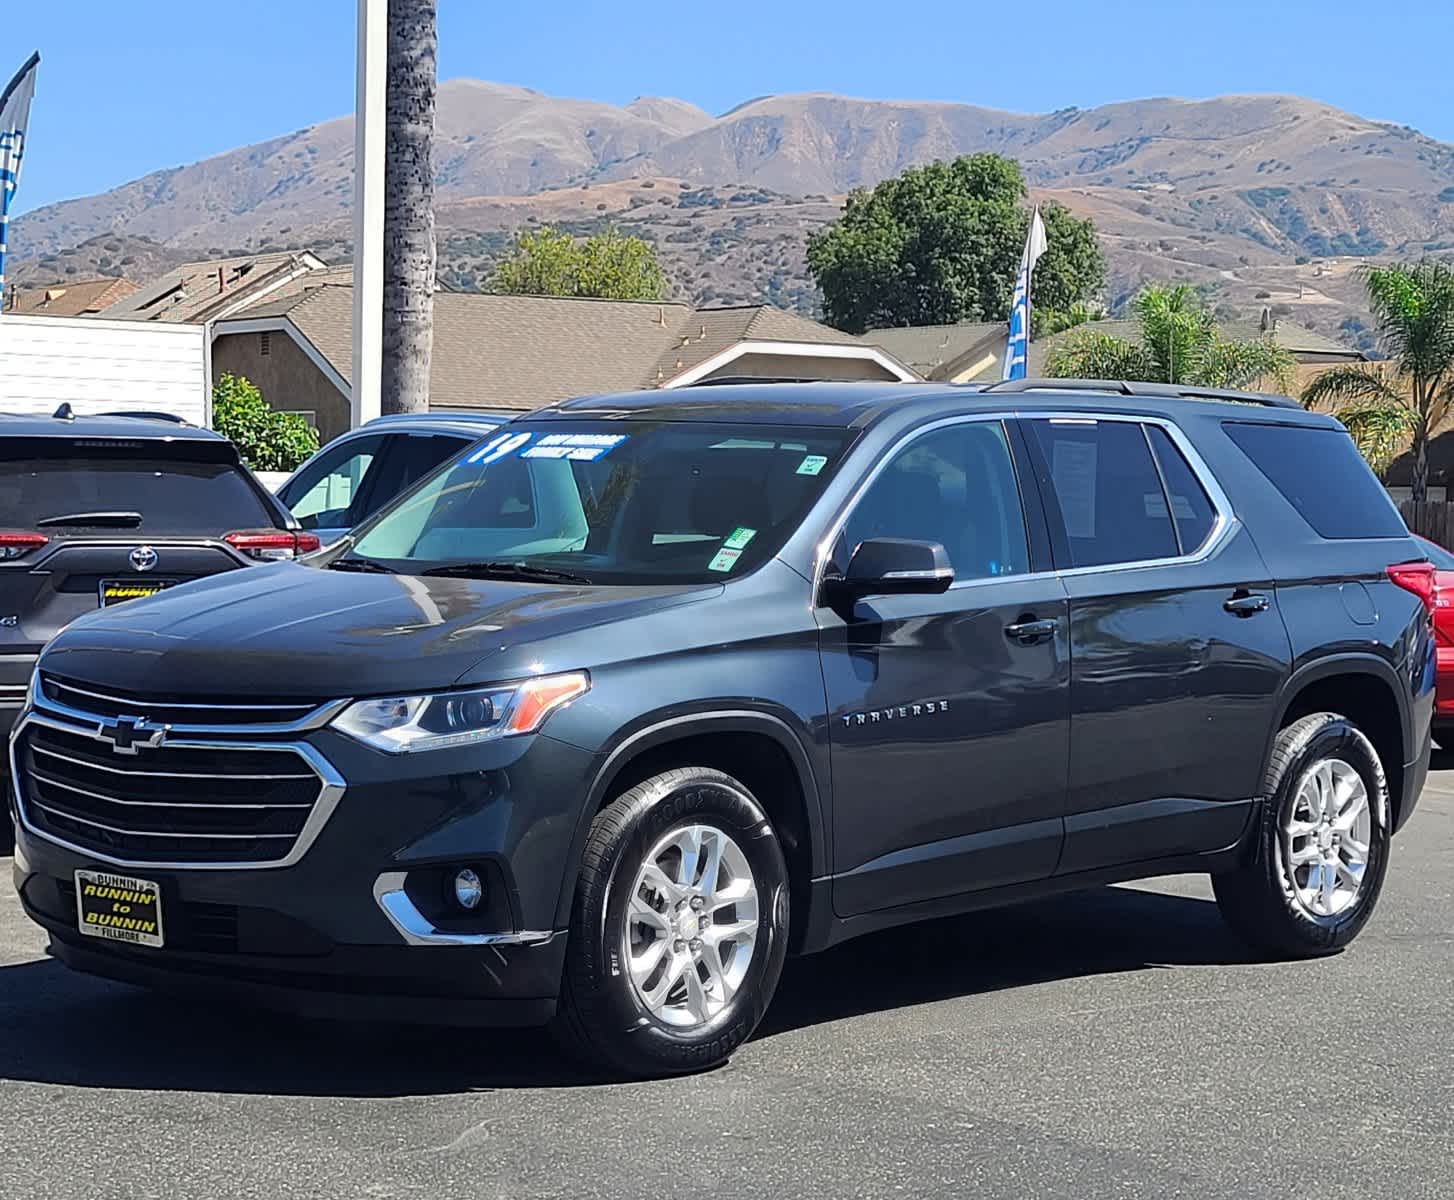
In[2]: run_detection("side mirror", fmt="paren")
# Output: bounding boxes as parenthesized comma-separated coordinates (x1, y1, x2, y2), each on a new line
(828, 537, 954, 600)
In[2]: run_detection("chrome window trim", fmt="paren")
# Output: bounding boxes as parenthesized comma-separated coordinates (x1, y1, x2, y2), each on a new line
(810, 409, 1237, 600)
(33, 684, 348, 736)
(372, 872, 557, 947)
(8, 711, 346, 872)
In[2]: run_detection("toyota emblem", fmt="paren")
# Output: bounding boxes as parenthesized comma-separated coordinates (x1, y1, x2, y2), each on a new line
(129, 545, 159, 573)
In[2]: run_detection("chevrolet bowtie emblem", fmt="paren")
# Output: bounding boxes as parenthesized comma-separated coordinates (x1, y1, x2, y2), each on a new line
(97, 715, 167, 756)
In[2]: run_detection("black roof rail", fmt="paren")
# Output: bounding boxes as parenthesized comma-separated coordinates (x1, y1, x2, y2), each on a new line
(98, 410, 191, 425)
(979, 377, 1301, 410)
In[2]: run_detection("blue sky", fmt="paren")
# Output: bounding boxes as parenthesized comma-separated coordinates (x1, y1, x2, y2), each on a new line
(7, 0, 1454, 215)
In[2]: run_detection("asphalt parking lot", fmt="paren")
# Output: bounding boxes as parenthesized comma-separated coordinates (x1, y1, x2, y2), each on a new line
(2, 767, 1452, 1200)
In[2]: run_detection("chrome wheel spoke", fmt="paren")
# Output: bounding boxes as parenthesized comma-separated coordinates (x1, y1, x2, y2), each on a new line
(1318, 859, 1338, 912)
(1289, 843, 1321, 866)
(1341, 835, 1370, 861)
(698, 942, 732, 1006)
(629, 891, 672, 936)
(639, 862, 684, 905)
(1335, 858, 1364, 889)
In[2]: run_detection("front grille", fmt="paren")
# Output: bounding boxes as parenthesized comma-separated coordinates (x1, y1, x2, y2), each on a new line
(40, 673, 325, 729)
(14, 720, 328, 866)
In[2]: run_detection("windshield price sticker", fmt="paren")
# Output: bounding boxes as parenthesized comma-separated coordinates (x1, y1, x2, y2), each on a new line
(521, 433, 629, 462)
(723, 527, 757, 550)
(708, 548, 743, 573)
(796, 455, 828, 476)
(466, 431, 534, 465)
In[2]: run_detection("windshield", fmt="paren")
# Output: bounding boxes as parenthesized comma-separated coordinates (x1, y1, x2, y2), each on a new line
(347, 421, 854, 584)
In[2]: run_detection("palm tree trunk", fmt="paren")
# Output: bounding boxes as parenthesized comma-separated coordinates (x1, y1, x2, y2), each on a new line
(1413, 423, 1430, 503)
(380, 0, 436, 415)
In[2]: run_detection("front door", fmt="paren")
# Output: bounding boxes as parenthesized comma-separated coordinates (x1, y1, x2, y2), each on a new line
(1019, 415, 1292, 874)
(818, 418, 1071, 917)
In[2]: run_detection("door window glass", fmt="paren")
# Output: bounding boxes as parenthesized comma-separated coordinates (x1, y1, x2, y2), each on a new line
(840, 421, 1028, 580)
(1028, 419, 1178, 568)
(1145, 425, 1217, 554)
(284, 437, 384, 530)
(358, 435, 472, 519)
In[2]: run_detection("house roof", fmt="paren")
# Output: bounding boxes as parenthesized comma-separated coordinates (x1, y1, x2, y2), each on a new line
(101, 251, 330, 325)
(2, 276, 139, 317)
(216, 285, 909, 410)
(865, 322, 1005, 380)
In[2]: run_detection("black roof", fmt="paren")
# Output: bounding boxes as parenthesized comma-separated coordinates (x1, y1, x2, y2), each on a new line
(0, 411, 227, 443)
(532, 379, 1326, 430)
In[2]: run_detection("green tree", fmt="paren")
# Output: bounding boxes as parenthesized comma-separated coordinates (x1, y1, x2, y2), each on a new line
(1045, 285, 1296, 391)
(490, 225, 666, 300)
(805, 154, 1105, 334)
(1302, 260, 1454, 498)
(212, 374, 319, 472)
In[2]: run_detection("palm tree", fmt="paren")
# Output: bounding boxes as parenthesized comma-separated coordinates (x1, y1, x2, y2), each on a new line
(1302, 261, 1454, 500)
(1045, 285, 1296, 392)
(380, 0, 437, 416)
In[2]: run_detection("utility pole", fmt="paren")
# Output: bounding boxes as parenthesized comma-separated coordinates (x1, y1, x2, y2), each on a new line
(351, 0, 386, 428)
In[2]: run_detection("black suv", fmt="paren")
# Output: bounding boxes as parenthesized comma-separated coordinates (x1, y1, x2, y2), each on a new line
(8, 381, 1434, 1078)
(1, 410, 315, 845)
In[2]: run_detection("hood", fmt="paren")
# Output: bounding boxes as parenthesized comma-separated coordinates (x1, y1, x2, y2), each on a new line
(40, 562, 717, 699)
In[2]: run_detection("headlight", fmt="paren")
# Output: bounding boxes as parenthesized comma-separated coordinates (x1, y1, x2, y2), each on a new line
(331, 671, 590, 754)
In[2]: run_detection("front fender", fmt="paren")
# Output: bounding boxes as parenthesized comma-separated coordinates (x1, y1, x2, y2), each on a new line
(546, 706, 826, 931)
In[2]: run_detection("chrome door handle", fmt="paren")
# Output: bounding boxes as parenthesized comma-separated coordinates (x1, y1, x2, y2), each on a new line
(1005, 618, 1057, 644)
(1224, 592, 1270, 617)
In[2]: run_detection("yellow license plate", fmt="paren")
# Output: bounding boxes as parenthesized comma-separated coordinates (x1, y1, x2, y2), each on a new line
(99, 580, 175, 606)
(75, 869, 165, 949)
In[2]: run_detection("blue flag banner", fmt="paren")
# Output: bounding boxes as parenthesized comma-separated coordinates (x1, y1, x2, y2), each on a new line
(1001, 206, 1047, 381)
(0, 52, 41, 308)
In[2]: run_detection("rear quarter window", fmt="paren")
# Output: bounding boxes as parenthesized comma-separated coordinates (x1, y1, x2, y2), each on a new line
(1223, 422, 1406, 540)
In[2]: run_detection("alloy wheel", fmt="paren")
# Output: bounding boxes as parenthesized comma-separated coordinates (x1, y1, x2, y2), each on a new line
(1281, 757, 1372, 918)
(623, 824, 761, 1029)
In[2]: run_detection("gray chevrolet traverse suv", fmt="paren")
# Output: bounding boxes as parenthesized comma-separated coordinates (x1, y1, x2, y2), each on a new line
(9, 380, 1433, 1077)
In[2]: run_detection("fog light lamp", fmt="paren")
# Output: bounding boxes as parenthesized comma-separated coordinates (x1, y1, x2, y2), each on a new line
(453, 868, 484, 911)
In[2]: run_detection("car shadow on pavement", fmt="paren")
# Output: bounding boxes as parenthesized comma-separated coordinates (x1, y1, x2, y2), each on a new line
(0, 884, 1252, 1096)
(758, 883, 1258, 1039)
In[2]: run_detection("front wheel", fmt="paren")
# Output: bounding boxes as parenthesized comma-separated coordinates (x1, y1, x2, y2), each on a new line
(555, 767, 789, 1078)
(1214, 712, 1391, 957)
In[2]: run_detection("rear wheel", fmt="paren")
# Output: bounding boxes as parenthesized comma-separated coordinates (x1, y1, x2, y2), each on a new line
(1214, 712, 1391, 957)
(555, 767, 789, 1078)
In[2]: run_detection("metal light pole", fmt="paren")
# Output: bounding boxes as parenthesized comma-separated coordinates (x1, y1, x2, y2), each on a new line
(351, 0, 386, 428)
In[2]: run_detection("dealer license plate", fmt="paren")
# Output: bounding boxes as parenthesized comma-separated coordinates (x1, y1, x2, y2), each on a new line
(75, 870, 165, 949)
(99, 579, 176, 606)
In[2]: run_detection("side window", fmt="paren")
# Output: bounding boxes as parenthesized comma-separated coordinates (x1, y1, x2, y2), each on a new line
(841, 421, 1029, 581)
(358, 435, 471, 519)
(283, 436, 385, 530)
(1028, 419, 1178, 568)
(1146, 425, 1216, 554)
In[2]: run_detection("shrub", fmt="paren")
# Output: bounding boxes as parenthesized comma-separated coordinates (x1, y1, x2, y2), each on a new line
(211, 374, 318, 472)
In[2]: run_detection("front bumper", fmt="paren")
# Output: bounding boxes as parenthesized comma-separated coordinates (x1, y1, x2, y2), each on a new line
(10, 699, 598, 1025)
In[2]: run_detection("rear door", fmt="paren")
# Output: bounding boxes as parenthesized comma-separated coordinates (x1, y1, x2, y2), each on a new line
(1020, 414, 1291, 874)
(0, 437, 274, 653)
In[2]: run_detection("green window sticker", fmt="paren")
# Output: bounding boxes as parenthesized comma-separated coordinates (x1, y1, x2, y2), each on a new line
(707, 548, 743, 573)
(796, 455, 828, 476)
(723, 527, 757, 551)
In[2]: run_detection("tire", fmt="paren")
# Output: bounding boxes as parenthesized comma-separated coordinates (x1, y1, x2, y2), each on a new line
(1213, 712, 1391, 958)
(555, 767, 790, 1078)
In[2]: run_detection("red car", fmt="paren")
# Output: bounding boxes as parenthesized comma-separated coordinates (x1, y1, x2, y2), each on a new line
(1414, 535, 1454, 740)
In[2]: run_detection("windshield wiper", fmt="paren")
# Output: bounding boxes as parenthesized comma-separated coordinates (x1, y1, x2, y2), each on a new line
(37, 511, 143, 529)
(326, 555, 398, 574)
(420, 560, 594, 585)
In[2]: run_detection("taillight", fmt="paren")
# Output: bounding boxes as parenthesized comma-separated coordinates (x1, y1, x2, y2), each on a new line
(224, 530, 320, 561)
(0, 532, 49, 562)
(1388, 561, 1437, 614)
